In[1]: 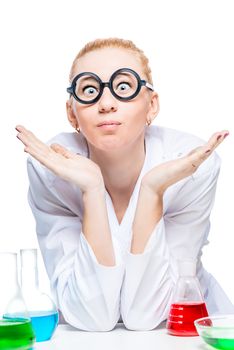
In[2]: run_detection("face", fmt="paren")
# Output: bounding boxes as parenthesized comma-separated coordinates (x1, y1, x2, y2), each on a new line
(66, 47, 159, 152)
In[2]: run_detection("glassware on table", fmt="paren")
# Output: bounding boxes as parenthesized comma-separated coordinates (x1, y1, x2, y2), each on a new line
(20, 249, 59, 342)
(195, 315, 234, 350)
(166, 259, 209, 336)
(0, 252, 35, 350)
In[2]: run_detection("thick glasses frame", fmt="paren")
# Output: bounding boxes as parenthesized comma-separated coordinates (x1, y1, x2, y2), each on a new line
(67, 68, 154, 104)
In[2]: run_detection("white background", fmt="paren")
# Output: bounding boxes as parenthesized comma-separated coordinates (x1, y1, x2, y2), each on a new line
(0, 1, 233, 304)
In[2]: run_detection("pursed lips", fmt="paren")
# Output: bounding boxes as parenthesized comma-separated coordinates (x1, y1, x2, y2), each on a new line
(97, 121, 122, 127)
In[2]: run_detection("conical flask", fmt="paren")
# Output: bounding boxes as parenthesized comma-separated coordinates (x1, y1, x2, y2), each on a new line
(0, 252, 35, 350)
(166, 259, 209, 336)
(20, 249, 59, 342)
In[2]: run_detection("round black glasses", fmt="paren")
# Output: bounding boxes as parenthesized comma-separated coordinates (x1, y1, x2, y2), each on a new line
(67, 68, 154, 104)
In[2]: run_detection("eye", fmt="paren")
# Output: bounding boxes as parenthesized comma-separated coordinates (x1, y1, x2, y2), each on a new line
(116, 82, 131, 92)
(83, 86, 98, 96)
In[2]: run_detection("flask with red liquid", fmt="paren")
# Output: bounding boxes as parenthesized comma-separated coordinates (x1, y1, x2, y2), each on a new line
(166, 259, 209, 336)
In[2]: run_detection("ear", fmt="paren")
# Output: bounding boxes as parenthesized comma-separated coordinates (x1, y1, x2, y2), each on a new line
(66, 99, 79, 129)
(146, 92, 160, 124)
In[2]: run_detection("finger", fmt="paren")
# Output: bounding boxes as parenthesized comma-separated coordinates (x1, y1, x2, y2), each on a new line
(186, 144, 213, 169)
(16, 127, 62, 166)
(206, 130, 229, 150)
(16, 125, 36, 143)
(22, 139, 67, 171)
(16, 126, 71, 175)
(187, 130, 229, 168)
(50, 143, 76, 159)
(24, 145, 67, 177)
(15, 125, 26, 132)
(16, 125, 46, 149)
(17, 131, 51, 158)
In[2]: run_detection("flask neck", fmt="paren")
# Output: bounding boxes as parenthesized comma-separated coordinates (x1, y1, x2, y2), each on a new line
(178, 259, 197, 277)
(21, 266, 39, 291)
(20, 249, 39, 292)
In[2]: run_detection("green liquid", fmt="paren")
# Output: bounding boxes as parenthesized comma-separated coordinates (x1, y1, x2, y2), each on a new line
(0, 318, 35, 350)
(203, 336, 234, 350)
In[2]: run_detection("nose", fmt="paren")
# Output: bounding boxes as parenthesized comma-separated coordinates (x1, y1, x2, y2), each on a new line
(98, 87, 118, 113)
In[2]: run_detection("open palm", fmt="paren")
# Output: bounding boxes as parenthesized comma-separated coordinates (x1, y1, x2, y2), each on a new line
(142, 130, 229, 195)
(16, 125, 104, 193)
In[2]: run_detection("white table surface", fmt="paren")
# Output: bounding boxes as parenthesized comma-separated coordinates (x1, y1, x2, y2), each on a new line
(34, 322, 211, 350)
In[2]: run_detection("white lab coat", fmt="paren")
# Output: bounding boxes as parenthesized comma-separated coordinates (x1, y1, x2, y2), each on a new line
(27, 125, 234, 331)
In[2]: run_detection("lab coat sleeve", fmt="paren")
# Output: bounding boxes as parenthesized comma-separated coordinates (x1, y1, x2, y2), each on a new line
(121, 152, 221, 330)
(27, 157, 125, 331)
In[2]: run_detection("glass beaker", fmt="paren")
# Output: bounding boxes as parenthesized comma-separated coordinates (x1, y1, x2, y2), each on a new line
(166, 259, 209, 336)
(20, 249, 59, 342)
(0, 252, 35, 350)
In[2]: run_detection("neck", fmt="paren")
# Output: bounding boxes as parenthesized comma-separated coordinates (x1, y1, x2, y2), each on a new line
(88, 133, 146, 196)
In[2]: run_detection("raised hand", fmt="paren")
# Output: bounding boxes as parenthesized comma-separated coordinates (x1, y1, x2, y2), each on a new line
(16, 125, 104, 193)
(141, 130, 229, 195)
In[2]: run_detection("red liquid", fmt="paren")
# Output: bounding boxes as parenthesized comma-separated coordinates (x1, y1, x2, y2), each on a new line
(166, 302, 208, 336)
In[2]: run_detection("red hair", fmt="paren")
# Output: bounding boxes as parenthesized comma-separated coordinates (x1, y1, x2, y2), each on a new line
(69, 37, 153, 84)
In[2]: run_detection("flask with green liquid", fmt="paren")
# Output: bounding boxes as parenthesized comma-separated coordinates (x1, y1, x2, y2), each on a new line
(0, 252, 35, 350)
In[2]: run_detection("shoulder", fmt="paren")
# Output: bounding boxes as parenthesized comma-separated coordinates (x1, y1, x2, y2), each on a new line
(146, 125, 221, 178)
(146, 125, 205, 151)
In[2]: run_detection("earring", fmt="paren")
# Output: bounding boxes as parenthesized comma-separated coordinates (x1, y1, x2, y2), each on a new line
(146, 119, 151, 126)
(76, 126, 80, 133)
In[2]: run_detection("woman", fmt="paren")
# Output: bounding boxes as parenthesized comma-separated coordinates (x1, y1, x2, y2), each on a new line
(16, 38, 234, 331)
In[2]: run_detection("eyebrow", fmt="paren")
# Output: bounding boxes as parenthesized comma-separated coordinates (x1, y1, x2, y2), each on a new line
(79, 76, 99, 82)
(78, 71, 135, 83)
(113, 72, 132, 79)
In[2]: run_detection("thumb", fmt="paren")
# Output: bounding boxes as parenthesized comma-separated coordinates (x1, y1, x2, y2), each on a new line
(50, 143, 75, 159)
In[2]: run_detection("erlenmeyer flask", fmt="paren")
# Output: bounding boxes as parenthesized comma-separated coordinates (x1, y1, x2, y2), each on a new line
(0, 252, 35, 350)
(20, 249, 59, 342)
(166, 259, 208, 336)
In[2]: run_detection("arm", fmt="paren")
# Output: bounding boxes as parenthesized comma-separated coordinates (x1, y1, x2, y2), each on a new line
(130, 130, 227, 254)
(121, 131, 227, 330)
(27, 158, 124, 331)
(16, 125, 125, 331)
(16, 126, 115, 267)
(82, 188, 115, 266)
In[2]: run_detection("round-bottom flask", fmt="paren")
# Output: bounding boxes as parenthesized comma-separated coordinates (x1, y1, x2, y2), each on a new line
(0, 252, 35, 350)
(20, 249, 59, 342)
(166, 259, 208, 336)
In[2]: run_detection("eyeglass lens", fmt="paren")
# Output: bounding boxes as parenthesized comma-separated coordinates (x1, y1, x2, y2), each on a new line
(74, 71, 139, 102)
